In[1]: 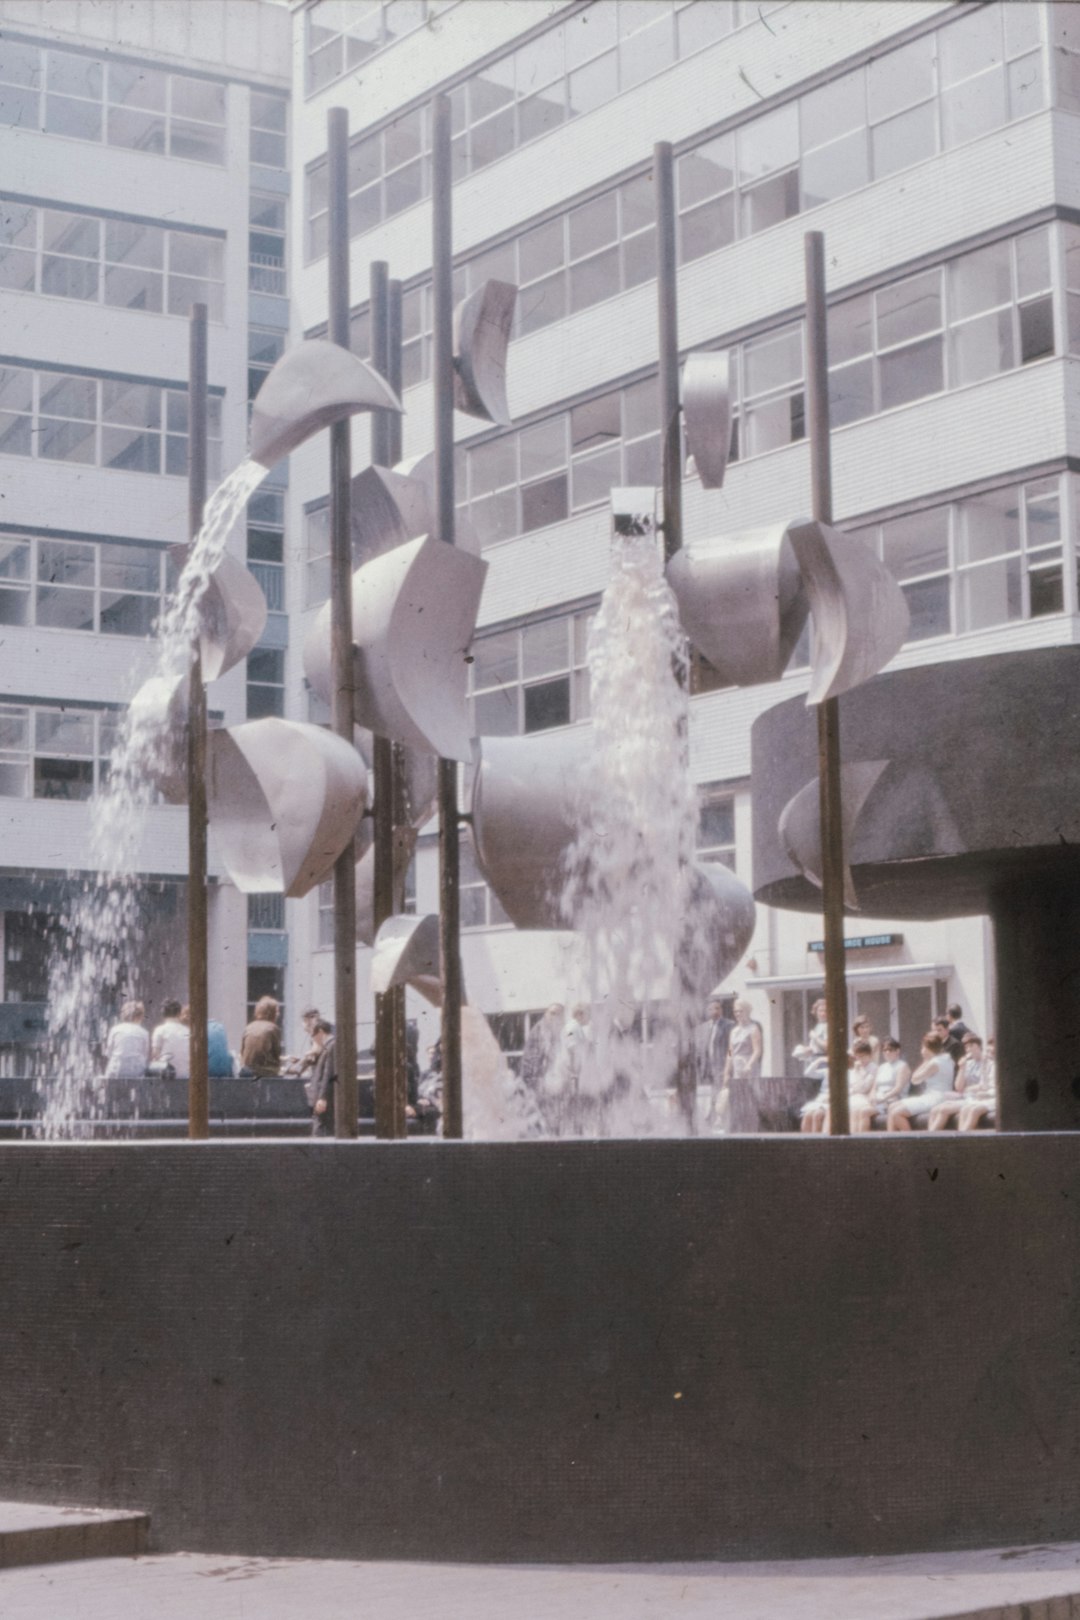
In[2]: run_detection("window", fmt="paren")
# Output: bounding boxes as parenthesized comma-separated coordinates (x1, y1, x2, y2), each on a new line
(696, 786, 736, 869)
(827, 226, 1052, 425)
(0, 44, 226, 163)
(0, 703, 118, 799)
(469, 610, 593, 737)
(250, 91, 287, 168)
(305, 504, 331, 606)
(848, 474, 1069, 647)
(250, 192, 287, 297)
(305, 0, 749, 256)
(247, 648, 285, 719)
(305, 0, 452, 95)
(246, 443, 286, 615)
(458, 378, 659, 548)
(316, 878, 334, 948)
(249, 893, 285, 930)
(0, 534, 167, 635)
(460, 827, 510, 929)
(0, 363, 221, 479)
(0, 201, 224, 321)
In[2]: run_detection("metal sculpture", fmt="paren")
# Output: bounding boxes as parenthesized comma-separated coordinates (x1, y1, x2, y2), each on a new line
(682, 351, 732, 489)
(787, 520, 909, 705)
(249, 337, 403, 469)
(667, 517, 907, 702)
(453, 279, 517, 426)
(371, 912, 441, 998)
(471, 730, 756, 989)
(169, 546, 268, 682)
(206, 717, 368, 898)
(667, 523, 808, 687)
(350, 454, 480, 560)
(778, 760, 889, 910)
(303, 535, 487, 763)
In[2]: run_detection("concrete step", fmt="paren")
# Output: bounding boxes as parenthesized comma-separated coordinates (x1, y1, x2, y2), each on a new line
(0, 1503, 148, 1569)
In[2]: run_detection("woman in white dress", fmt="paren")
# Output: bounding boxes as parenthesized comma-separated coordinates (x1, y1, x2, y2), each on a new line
(103, 999, 150, 1081)
(886, 1032, 955, 1130)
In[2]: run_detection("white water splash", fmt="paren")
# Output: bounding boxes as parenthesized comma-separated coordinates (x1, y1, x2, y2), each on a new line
(556, 528, 706, 1137)
(40, 458, 267, 1138)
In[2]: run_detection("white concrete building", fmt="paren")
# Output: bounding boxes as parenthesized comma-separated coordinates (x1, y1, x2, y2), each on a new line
(0, 0, 290, 1068)
(285, 0, 1080, 1076)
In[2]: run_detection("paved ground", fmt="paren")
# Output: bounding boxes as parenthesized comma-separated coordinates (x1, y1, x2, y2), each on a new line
(4, 1543, 1080, 1619)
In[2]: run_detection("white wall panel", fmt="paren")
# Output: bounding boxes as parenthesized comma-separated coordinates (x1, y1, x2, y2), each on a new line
(0, 0, 289, 83)
(0, 458, 188, 544)
(0, 627, 160, 708)
(3, 128, 233, 233)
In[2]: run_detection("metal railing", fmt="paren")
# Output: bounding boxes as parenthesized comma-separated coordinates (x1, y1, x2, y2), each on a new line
(249, 253, 286, 296)
(248, 559, 285, 611)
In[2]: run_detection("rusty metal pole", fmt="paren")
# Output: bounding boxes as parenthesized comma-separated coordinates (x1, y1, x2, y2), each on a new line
(387, 277, 409, 1137)
(654, 141, 682, 567)
(370, 260, 405, 1139)
(328, 105, 358, 1137)
(432, 90, 464, 1139)
(804, 230, 849, 1135)
(655, 141, 698, 1133)
(186, 303, 209, 1141)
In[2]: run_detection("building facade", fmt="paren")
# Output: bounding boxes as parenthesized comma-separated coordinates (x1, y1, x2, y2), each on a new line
(0, 0, 290, 1068)
(286, 0, 1080, 1076)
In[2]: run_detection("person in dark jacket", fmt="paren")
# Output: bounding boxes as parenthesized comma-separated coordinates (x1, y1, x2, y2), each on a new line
(309, 1019, 336, 1136)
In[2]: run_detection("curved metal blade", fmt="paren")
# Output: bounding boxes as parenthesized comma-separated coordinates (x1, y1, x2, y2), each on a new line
(371, 912, 441, 995)
(682, 350, 732, 489)
(355, 822, 419, 948)
(687, 860, 758, 992)
(350, 464, 429, 563)
(453, 279, 517, 426)
(249, 338, 402, 469)
(778, 760, 891, 911)
(129, 671, 188, 805)
(786, 520, 909, 705)
(302, 535, 487, 762)
(207, 717, 368, 898)
(471, 729, 591, 929)
(667, 523, 809, 687)
(169, 546, 268, 683)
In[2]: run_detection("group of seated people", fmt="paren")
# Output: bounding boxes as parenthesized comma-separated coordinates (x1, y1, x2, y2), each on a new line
(800, 1008, 997, 1134)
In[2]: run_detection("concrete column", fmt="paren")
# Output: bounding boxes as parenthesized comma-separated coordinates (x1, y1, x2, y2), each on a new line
(992, 872, 1080, 1130)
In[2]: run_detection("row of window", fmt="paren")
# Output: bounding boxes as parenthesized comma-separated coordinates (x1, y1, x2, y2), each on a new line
(0, 535, 170, 638)
(0, 703, 118, 801)
(305, 0, 779, 257)
(250, 192, 288, 299)
(0, 200, 225, 321)
(345, 2, 1053, 379)
(0, 40, 227, 165)
(0, 364, 222, 480)
(304, 1, 1044, 263)
(382, 222, 1062, 560)
(306, 0, 455, 96)
(250, 91, 288, 171)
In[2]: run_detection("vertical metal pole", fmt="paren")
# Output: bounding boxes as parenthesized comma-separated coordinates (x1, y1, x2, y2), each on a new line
(432, 91, 464, 1139)
(187, 304, 209, 1141)
(387, 278, 409, 1137)
(654, 142, 681, 565)
(655, 141, 697, 1132)
(370, 260, 404, 1139)
(328, 106, 358, 1137)
(804, 230, 849, 1135)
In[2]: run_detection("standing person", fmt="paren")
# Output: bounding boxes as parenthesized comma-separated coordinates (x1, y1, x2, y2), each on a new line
(850, 1014, 881, 1066)
(947, 1003, 971, 1048)
(718, 998, 762, 1130)
(103, 999, 150, 1080)
(308, 1019, 336, 1135)
(239, 995, 282, 1078)
(150, 998, 190, 1080)
(850, 1036, 910, 1131)
(887, 1032, 955, 1130)
(794, 998, 829, 1080)
(695, 993, 734, 1129)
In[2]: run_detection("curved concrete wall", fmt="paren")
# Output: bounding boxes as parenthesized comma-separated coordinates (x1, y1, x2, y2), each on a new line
(0, 1138, 1078, 1562)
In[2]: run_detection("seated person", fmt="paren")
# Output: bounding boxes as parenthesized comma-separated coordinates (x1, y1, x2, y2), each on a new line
(239, 995, 282, 1078)
(958, 1036, 997, 1131)
(887, 1032, 955, 1131)
(850, 1036, 910, 1132)
(104, 1000, 150, 1081)
(794, 998, 829, 1081)
(850, 1015, 881, 1066)
(802, 1039, 877, 1134)
(150, 998, 190, 1080)
(206, 1019, 235, 1079)
(927, 1033, 987, 1130)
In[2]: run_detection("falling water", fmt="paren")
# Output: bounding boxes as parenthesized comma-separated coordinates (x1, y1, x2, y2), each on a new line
(557, 525, 707, 1136)
(39, 457, 267, 1138)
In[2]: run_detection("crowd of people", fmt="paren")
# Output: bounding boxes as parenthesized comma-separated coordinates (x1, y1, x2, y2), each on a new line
(101, 996, 443, 1135)
(796, 1003, 997, 1133)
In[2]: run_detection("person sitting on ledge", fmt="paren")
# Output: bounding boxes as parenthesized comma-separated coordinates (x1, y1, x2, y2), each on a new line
(150, 998, 190, 1081)
(957, 1035, 997, 1131)
(239, 995, 282, 1078)
(886, 1032, 955, 1131)
(103, 999, 149, 1081)
(926, 1033, 987, 1131)
(850, 1036, 910, 1132)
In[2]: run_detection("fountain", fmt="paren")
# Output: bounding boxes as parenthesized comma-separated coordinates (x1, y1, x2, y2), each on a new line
(7, 104, 1080, 1582)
